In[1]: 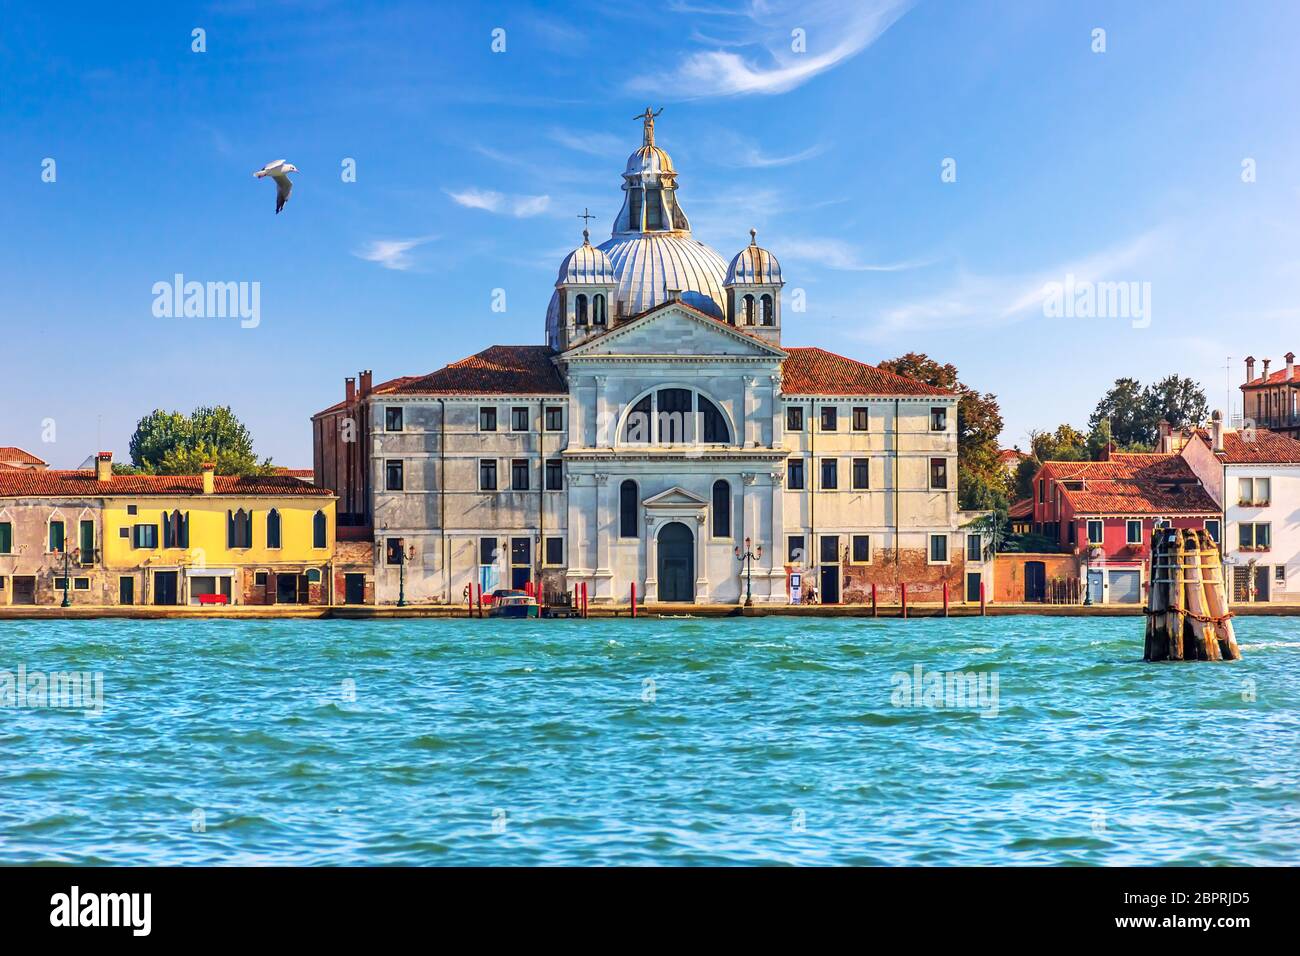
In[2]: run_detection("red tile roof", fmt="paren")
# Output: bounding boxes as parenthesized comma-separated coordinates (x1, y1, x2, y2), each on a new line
(999, 448, 1029, 464)
(0, 470, 334, 498)
(1042, 454, 1217, 515)
(391, 345, 565, 395)
(1193, 427, 1300, 463)
(781, 347, 953, 396)
(1008, 497, 1033, 519)
(0, 446, 47, 466)
(271, 467, 316, 480)
(1242, 365, 1299, 388)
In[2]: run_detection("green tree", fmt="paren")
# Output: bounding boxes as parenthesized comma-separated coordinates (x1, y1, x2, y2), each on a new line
(128, 406, 271, 476)
(878, 352, 1010, 511)
(1143, 374, 1210, 436)
(1087, 377, 1149, 447)
(1087, 375, 1209, 448)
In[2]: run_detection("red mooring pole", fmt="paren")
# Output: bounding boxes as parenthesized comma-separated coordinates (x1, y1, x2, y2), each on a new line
(943, 580, 949, 617)
(630, 581, 637, 618)
(901, 582, 908, 619)
(476, 584, 484, 619)
(871, 582, 878, 617)
(581, 582, 588, 618)
(980, 581, 987, 616)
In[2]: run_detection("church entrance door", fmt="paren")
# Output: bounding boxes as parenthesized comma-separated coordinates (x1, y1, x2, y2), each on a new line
(657, 521, 694, 603)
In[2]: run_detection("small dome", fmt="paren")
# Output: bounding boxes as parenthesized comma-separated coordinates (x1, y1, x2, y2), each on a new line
(556, 231, 615, 286)
(725, 229, 783, 285)
(624, 145, 676, 180)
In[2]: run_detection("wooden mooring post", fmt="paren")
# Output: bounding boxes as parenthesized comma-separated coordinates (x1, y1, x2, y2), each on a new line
(1145, 527, 1240, 661)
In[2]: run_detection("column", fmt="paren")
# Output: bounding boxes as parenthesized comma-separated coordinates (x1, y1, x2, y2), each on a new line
(694, 512, 708, 600)
(645, 517, 658, 600)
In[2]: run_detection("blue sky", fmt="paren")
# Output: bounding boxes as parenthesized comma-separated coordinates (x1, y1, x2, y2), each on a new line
(3, 0, 1298, 467)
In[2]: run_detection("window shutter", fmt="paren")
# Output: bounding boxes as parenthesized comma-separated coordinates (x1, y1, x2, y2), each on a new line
(227, 510, 235, 549)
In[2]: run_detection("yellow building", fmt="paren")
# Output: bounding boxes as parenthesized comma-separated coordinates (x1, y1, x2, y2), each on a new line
(0, 454, 338, 606)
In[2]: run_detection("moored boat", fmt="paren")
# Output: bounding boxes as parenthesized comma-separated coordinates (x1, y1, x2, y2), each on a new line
(488, 590, 540, 619)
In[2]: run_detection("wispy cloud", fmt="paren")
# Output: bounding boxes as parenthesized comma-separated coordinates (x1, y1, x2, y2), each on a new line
(446, 188, 552, 218)
(631, 0, 914, 98)
(780, 237, 928, 272)
(547, 127, 627, 158)
(711, 133, 828, 168)
(353, 235, 438, 271)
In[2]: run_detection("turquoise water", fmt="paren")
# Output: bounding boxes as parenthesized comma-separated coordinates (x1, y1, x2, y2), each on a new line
(1, 616, 1296, 866)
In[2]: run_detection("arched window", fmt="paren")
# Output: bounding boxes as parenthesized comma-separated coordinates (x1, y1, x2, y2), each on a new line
(592, 294, 606, 325)
(575, 294, 588, 326)
(624, 394, 652, 443)
(712, 480, 731, 538)
(656, 388, 693, 443)
(619, 480, 638, 538)
(305, 568, 322, 584)
(743, 294, 756, 325)
(700, 395, 728, 443)
(313, 510, 327, 549)
(621, 389, 732, 445)
(266, 508, 282, 549)
(761, 294, 774, 326)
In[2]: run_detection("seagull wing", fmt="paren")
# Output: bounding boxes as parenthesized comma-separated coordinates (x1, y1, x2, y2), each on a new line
(255, 159, 287, 178)
(272, 174, 293, 214)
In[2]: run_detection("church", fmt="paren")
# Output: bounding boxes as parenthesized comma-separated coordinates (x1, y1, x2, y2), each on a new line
(313, 111, 990, 605)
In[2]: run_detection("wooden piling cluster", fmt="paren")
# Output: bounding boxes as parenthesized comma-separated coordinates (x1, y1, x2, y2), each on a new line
(1144, 528, 1240, 661)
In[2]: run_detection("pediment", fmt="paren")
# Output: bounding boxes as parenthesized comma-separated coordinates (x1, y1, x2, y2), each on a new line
(560, 303, 785, 360)
(642, 485, 708, 508)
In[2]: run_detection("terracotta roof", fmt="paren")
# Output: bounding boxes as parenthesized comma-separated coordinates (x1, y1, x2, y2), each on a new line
(387, 346, 565, 396)
(1242, 365, 1299, 388)
(0, 446, 47, 466)
(781, 348, 953, 396)
(1042, 454, 1217, 515)
(271, 467, 316, 480)
(0, 470, 334, 498)
(1008, 497, 1033, 519)
(999, 448, 1029, 463)
(1194, 428, 1300, 464)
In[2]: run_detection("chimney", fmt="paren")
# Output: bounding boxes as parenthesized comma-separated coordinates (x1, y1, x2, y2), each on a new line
(95, 451, 113, 483)
(201, 461, 216, 495)
(1101, 441, 1114, 462)
(1287, 351, 1295, 381)
(359, 370, 373, 397)
(345, 376, 356, 403)
(1245, 356, 1256, 382)
(1211, 410, 1225, 453)
(1158, 419, 1172, 454)
(1262, 358, 1271, 381)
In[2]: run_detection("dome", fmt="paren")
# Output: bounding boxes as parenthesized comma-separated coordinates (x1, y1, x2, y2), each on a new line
(624, 145, 676, 180)
(597, 233, 729, 319)
(556, 231, 614, 286)
(725, 229, 783, 285)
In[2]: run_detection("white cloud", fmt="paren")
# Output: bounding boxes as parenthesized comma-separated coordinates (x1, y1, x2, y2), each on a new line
(781, 237, 929, 272)
(446, 188, 551, 218)
(548, 127, 626, 158)
(711, 134, 828, 168)
(353, 235, 437, 271)
(631, 0, 914, 98)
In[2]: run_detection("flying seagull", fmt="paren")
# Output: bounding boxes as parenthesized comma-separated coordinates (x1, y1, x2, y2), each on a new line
(253, 159, 297, 214)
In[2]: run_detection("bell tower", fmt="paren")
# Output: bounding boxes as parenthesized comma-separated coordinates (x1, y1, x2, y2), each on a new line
(724, 228, 784, 346)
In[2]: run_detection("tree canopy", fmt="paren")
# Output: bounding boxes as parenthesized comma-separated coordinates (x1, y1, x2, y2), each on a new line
(127, 406, 272, 476)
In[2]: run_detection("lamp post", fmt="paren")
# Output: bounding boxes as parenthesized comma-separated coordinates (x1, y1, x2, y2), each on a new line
(734, 536, 762, 607)
(397, 543, 415, 608)
(59, 546, 80, 608)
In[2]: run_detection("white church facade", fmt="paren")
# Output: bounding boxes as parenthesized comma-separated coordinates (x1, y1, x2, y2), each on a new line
(313, 112, 990, 605)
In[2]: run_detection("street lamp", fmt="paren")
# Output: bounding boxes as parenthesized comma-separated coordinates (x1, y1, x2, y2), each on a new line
(59, 546, 81, 608)
(734, 537, 763, 607)
(397, 543, 416, 608)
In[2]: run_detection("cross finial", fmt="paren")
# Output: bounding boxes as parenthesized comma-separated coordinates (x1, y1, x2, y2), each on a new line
(578, 207, 596, 243)
(634, 106, 663, 146)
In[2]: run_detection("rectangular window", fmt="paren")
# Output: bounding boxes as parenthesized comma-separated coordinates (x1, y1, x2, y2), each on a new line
(1037, 479, 1045, 503)
(1087, 519, 1104, 545)
(74, 577, 90, 591)
(479, 537, 497, 565)
(511, 407, 530, 432)
(479, 407, 497, 431)
(821, 458, 838, 490)
(788, 458, 805, 490)
(385, 407, 403, 432)
(852, 407, 869, 431)
(49, 520, 65, 553)
(127, 504, 138, 516)
(787, 535, 806, 564)
(0, 522, 11, 554)
(1126, 519, 1142, 545)
(819, 535, 840, 564)
(930, 407, 947, 431)
(1239, 522, 1271, 551)
(851, 458, 869, 490)
(929, 533, 949, 563)
(385, 537, 405, 566)
(967, 533, 982, 561)
(545, 458, 563, 491)
(929, 458, 948, 490)
(544, 537, 564, 566)
(820, 406, 837, 431)
(479, 459, 498, 491)
(511, 459, 530, 491)
(852, 534, 870, 563)
(786, 407, 804, 431)
(386, 460, 404, 492)
(1275, 565, 1286, 585)
(1238, 476, 1270, 505)
(255, 571, 268, 586)
(132, 524, 158, 549)
(544, 406, 564, 431)
(1204, 519, 1220, 543)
